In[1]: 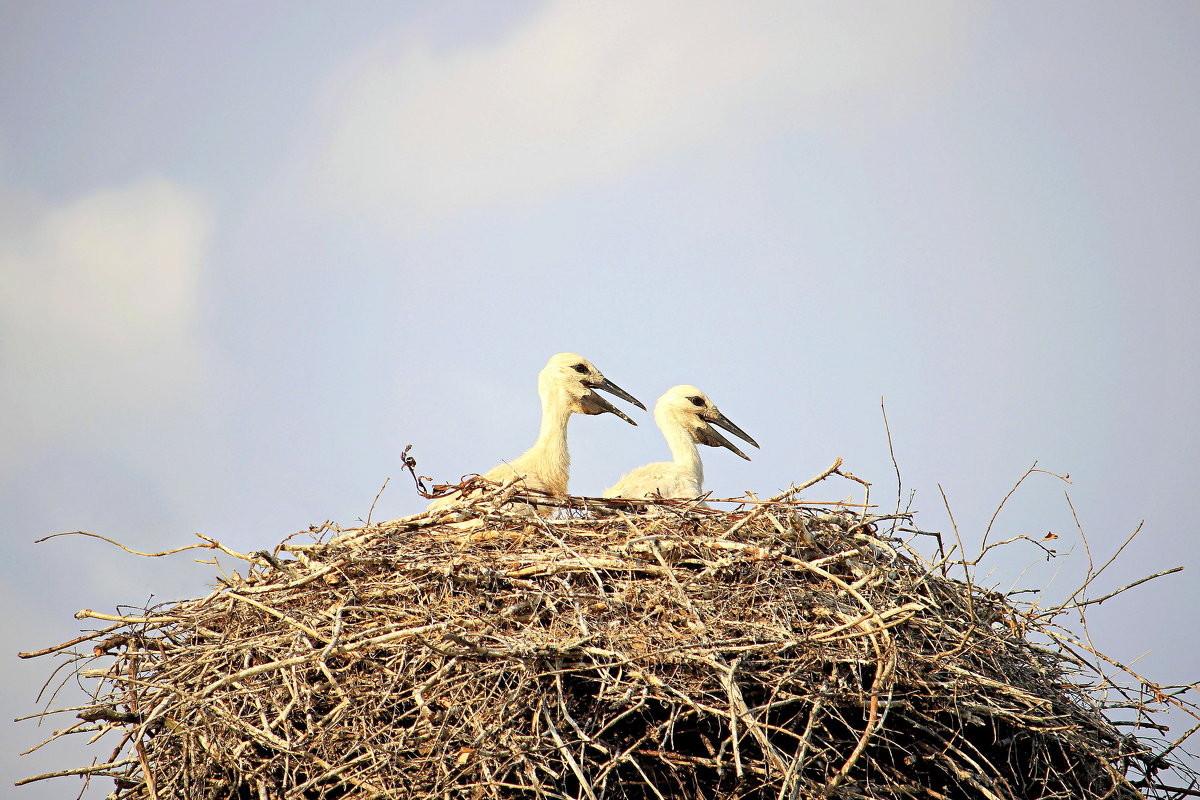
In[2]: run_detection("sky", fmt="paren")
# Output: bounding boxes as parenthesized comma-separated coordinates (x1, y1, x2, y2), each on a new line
(3, 1, 1198, 795)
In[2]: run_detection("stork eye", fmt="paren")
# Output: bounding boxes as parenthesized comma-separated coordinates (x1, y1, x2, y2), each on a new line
(688, 396, 705, 406)
(572, 364, 589, 374)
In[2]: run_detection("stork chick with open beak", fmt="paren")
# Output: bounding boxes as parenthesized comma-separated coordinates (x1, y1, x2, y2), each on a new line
(603, 384, 759, 501)
(428, 353, 645, 513)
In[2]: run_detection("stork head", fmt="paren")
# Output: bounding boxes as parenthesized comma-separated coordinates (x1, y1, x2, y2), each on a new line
(540, 353, 646, 425)
(655, 384, 760, 460)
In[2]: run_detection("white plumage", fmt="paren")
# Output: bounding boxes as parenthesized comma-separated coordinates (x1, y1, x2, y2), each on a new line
(603, 384, 759, 500)
(428, 353, 644, 513)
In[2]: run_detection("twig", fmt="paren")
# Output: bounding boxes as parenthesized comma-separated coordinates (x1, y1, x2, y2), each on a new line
(365, 476, 390, 526)
(880, 397, 902, 520)
(1069, 567, 1184, 609)
(36, 531, 212, 558)
(980, 462, 1070, 553)
(15, 759, 138, 786)
(17, 622, 125, 659)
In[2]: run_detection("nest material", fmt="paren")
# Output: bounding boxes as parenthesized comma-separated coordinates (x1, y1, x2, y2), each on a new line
(18, 473, 1199, 800)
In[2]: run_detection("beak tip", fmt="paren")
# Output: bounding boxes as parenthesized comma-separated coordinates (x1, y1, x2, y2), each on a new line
(594, 379, 646, 412)
(710, 413, 759, 451)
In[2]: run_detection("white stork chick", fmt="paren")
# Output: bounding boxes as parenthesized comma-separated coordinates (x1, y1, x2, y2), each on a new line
(603, 385, 759, 501)
(428, 353, 645, 513)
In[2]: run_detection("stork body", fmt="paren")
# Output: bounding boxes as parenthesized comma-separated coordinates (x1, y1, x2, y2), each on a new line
(604, 385, 758, 501)
(428, 353, 644, 513)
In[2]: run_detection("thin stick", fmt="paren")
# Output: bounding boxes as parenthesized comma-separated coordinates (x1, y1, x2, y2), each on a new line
(980, 463, 1070, 552)
(17, 622, 125, 659)
(938, 483, 975, 622)
(365, 477, 390, 527)
(767, 458, 845, 503)
(1069, 567, 1184, 609)
(15, 759, 138, 786)
(880, 397, 902, 519)
(36, 531, 211, 558)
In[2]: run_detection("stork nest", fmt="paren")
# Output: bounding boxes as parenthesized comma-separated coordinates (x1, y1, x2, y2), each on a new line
(18, 466, 1200, 800)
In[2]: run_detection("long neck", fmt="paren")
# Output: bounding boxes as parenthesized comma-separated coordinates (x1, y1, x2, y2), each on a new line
(519, 388, 572, 493)
(662, 416, 704, 488)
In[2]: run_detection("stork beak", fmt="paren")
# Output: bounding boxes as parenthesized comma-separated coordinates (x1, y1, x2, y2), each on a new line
(696, 423, 752, 461)
(693, 410, 759, 460)
(590, 377, 647, 411)
(579, 389, 638, 425)
(578, 377, 643, 425)
(709, 411, 760, 450)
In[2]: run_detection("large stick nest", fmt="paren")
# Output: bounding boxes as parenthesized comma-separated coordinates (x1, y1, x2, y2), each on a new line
(18, 467, 1200, 799)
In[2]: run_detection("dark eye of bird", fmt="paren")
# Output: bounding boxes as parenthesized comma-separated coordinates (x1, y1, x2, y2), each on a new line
(689, 396, 704, 406)
(573, 364, 588, 374)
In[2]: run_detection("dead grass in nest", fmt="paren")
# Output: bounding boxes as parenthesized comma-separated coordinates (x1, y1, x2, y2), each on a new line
(17, 461, 1200, 799)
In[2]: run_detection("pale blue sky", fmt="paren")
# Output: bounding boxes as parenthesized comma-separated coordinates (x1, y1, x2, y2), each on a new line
(4, 2, 1198, 794)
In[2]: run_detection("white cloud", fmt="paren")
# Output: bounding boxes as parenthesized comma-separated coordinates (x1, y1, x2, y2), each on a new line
(314, 0, 973, 217)
(0, 177, 210, 470)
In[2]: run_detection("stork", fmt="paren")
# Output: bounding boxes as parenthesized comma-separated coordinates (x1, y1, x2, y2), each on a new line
(603, 384, 759, 501)
(428, 353, 645, 513)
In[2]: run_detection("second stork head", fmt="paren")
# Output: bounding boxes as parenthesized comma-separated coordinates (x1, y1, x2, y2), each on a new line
(655, 384, 760, 460)
(540, 353, 646, 425)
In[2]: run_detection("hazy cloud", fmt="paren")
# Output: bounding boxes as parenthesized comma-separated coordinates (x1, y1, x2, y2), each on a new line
(0, 176, 210, 471)
(314, 1, 973, 217)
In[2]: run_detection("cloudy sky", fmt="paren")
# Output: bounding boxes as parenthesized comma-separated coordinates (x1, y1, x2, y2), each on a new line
(4, 2, 1198, 794)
